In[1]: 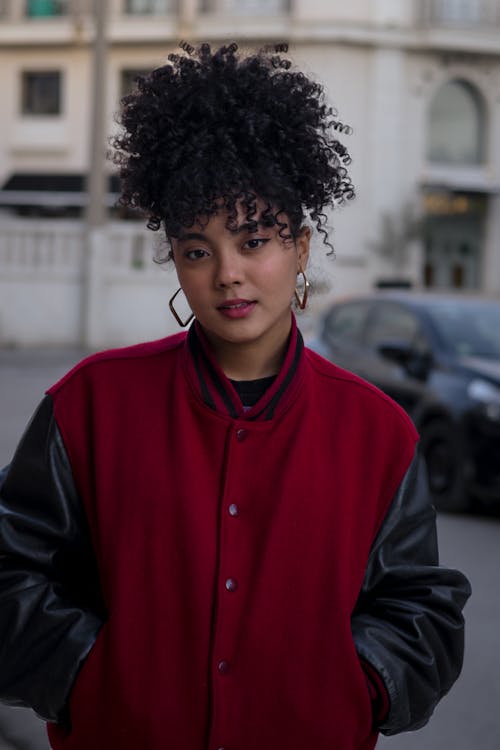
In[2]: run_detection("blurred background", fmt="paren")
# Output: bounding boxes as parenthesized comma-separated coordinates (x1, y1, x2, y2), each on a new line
(0, 0, 499, 748)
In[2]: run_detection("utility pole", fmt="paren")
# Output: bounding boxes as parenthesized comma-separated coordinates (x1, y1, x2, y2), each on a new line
(179, 0, 197, 37)
(81, 0, 109, 347)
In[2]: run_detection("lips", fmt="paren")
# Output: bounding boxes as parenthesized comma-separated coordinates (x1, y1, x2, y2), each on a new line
(217, 299, 257, 319)
(218, 299, 254, 310)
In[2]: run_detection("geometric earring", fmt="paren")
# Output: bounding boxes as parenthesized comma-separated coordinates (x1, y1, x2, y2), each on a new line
(294, 268, 310, 310)
(168, 287, 194, 327)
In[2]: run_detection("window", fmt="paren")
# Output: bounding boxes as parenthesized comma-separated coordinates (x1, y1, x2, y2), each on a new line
(25, 0, 69, 17)
(427, 79, 486, 164)
(365, 304, 420, 348)
(21, 71, 62, 115)
(427, 299, 500, 357)
(421, 0, 500, 27)
(125, 0, 175, 13)
(324, 302, 370, 344)
(120, 69, 151, 99)
(201, 0, 290, 13)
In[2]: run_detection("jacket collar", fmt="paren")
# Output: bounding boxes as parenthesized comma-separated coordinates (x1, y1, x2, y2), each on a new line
(183, 314, 305, 421)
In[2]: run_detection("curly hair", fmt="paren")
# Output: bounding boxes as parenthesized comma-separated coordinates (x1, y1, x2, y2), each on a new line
(111, 42, 354, 254)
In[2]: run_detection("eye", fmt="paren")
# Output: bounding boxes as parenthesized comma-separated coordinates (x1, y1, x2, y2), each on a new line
(243, 238, 269, 251)
(185, 247, 209, 261)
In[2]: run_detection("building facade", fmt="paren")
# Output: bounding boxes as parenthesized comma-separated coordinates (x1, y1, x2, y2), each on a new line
(1, 0, 500, 346)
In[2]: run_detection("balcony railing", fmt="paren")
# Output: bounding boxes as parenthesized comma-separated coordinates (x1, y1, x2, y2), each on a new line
(420, 0, 500, 27)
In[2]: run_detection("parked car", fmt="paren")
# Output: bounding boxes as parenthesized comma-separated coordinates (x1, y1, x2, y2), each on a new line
(310, 291, 500, 512)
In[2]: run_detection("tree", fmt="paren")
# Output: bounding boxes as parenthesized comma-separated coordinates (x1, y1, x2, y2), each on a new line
(370, 203, 424, 277)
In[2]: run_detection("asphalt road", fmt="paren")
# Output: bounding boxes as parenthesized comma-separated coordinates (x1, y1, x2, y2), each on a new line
(0, 348, 499, 750)
(379, 511, 500, 750)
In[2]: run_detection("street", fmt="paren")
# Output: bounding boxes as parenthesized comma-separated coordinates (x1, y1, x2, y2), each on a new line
(379, 511, 500, 750)
(0, 348, 499, 750)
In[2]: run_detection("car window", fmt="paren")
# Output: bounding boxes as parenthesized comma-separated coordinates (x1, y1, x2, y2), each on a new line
(365, 304, 420, 347)
(412, 329, 432, 355)
(324, 302, 370, 343)
(426, 300, 500, 357)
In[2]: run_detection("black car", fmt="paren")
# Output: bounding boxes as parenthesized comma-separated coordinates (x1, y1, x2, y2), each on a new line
(310, 291, 500, 512)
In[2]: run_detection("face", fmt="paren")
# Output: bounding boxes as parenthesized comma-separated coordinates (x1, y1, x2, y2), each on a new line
(171, 202, 310, 376)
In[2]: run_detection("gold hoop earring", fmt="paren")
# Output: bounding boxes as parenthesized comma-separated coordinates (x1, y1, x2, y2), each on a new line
(294, 269, 310, 310)
(169, 288, 194, 328)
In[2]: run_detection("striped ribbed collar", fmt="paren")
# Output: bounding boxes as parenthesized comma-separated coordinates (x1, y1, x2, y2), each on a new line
(183, 315, 305, 421)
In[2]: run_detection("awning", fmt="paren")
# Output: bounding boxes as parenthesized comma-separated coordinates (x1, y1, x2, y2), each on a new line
(0, 173, 121, 208)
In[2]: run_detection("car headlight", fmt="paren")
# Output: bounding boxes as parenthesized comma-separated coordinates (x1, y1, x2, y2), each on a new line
(468, 378, 500, 420)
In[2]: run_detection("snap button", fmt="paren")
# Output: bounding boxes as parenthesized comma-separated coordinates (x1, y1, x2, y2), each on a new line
(228, 503, 240, 517)
(217, 660, 230, 674)
(225, 578, 238, 592)
(236, 428, 248, 442)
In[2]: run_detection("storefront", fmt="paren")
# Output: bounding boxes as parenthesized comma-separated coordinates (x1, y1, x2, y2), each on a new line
(422, 190, 487, 289)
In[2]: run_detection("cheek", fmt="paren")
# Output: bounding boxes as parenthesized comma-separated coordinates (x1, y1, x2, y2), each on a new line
(175, 273, 204, 310)
(183, 282, 206, 310)
(258, 255, 297, 291)
(278, 267, 299, 303)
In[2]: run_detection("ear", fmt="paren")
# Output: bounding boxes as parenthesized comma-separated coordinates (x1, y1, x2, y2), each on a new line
(295, 226, 311, 271)
(167, 237, 176, 264)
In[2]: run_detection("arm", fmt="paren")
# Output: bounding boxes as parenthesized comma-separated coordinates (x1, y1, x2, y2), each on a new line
(352, 451, 471, 735)
(0, 396, 105, 723)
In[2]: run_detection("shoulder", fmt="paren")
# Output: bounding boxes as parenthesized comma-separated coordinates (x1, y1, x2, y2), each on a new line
(304, 346, 418, 442)
(47, 332, 187, 398)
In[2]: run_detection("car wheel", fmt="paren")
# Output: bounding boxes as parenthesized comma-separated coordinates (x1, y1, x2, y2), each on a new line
(420, 419, 469, 512)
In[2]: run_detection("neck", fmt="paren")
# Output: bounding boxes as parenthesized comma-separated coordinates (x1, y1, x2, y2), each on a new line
(199, 323, 291, 381)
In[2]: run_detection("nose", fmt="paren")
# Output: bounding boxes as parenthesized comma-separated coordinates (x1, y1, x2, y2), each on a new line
(214, 248, 243, 288)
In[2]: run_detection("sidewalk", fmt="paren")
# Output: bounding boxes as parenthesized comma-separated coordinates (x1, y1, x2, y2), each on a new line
(0, 347, 87, 750)
(0, 348, 88, 464)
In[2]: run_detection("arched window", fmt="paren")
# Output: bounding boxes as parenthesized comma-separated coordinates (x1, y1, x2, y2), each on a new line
(427, 79, 486, 164)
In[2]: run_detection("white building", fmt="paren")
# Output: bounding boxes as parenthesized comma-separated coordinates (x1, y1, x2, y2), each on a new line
(1, 0, 500, 347)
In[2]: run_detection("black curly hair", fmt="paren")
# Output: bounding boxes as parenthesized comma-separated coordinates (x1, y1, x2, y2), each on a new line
(111, 41, 354, 255)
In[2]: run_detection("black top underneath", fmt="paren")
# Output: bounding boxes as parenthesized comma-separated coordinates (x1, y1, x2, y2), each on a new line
(230, 375, 277, 408)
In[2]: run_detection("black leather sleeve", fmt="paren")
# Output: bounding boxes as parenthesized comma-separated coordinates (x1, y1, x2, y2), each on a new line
(0, 395, 105, 723)
(352, 450, 471, 736)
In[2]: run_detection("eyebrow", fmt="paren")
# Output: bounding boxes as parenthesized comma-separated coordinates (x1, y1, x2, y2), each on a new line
(176, 222, 262, 242)
(176, 232, 207, 243)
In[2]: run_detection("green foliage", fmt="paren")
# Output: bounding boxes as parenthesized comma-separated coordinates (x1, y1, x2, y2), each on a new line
(370, 203, 424, 272)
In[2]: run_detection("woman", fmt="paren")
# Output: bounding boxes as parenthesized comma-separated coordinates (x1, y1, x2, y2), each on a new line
(0, 43, 470, 750)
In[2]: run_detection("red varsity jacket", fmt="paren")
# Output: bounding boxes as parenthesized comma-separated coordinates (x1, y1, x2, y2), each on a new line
(0, 317, 470, 750)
